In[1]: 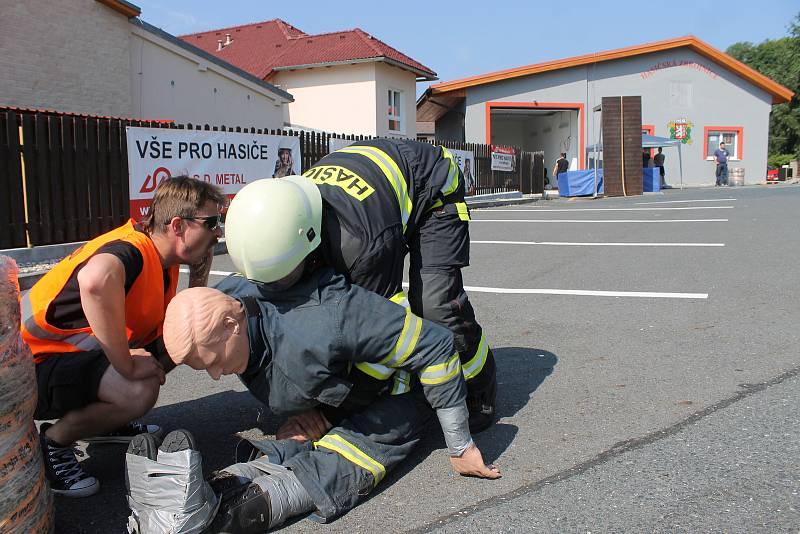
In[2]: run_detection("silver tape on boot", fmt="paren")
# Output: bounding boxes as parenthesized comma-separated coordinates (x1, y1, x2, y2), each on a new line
(126, 449, 219, 534)
(224, 458, 314, 528)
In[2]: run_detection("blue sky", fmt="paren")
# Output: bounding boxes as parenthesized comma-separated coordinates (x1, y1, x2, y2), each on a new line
(134, 0, 798, 96)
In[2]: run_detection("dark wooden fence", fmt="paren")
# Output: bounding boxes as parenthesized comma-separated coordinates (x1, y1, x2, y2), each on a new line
(601, 96, 643, 197)
(0, 107, 529, 249)
(0, 111, 27, 249)
(517, 150, 545, 195)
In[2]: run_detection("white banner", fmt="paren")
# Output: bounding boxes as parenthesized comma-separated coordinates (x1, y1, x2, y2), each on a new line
(448, 148, 476, 193)
(126, 127, 301, 218)
(490, 145, 515, 172)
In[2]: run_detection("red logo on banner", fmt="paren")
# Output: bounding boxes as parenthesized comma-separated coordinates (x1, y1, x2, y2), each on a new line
(490, 145, 515, 155)
(140, 167, 172, 193)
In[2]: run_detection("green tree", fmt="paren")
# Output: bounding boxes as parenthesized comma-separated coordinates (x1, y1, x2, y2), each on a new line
(727, 13, 800, 161)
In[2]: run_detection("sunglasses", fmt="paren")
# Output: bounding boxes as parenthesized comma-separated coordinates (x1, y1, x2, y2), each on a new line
(171, 214, 225, 232)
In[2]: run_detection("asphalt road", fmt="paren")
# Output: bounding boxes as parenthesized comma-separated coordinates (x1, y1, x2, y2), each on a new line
(51, 183, 800, 533)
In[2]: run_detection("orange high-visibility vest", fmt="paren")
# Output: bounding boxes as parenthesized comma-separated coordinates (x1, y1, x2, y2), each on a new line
(21, 220, 179, 363)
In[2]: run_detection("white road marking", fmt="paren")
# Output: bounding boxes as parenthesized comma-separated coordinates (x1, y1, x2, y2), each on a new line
(471, 240, 725, 247)
(470, 219, 728, 223)
(635, 198, 736, 205)
(182, 270, 709, 299)
(460, 286, 708, 299)
(401, 282, 707, 299)
(481, 206, 733, 212)
(179, 268, 233, 276)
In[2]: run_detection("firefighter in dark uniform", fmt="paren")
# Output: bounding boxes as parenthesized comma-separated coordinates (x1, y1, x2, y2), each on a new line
(131, 270, 499, 533)
(226, 139, 497, 433)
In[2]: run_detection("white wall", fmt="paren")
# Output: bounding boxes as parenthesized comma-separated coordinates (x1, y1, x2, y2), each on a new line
(129, 26, 286, 128)
(273, 63, 378, 135)
(0, 0, 132, 116)
(374, 62, 418, 138)
(273, 62, 418, 138)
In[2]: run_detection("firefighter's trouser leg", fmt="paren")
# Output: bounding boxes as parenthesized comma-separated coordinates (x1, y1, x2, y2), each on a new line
(247, 389, 433, 522)
(408, 200, 497, 432)
(213, 459, 315, 530)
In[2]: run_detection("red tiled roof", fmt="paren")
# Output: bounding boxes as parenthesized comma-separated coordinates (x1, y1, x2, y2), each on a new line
(180, 19, 436, 80)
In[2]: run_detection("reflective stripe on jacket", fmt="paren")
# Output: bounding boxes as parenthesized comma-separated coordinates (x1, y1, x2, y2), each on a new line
(21, 219, 179, 362)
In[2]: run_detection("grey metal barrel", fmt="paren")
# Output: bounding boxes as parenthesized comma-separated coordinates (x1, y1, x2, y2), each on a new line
(729, 167, 745, 186)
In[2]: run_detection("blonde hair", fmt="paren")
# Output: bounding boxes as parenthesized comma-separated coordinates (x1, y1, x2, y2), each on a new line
(143, 176, 226, 234)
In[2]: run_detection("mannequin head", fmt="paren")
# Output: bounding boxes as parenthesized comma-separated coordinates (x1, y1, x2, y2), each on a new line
(163, 287, 250, 379)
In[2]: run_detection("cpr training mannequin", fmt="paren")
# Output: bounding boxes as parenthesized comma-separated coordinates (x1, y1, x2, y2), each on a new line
(125, 272, 499, 532)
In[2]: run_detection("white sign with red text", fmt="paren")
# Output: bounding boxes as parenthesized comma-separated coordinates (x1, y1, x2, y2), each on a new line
(126, 127, 301, 218)
(490, 145, 515, 172)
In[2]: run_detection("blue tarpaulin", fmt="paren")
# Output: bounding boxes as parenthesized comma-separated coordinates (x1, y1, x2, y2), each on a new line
(643, 167, 661, 192)
(558, 168, 661, 196)
(558, 169, 604, 196)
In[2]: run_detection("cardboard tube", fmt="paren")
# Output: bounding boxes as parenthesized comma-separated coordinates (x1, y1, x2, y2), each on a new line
(0, 256, 54, 533)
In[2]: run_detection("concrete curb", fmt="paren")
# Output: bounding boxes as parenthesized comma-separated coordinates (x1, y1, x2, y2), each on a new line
(467, 193, 540, 209)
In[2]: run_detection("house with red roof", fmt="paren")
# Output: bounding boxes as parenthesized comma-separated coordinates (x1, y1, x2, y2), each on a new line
(0, 0, 292, 127)
(182, 19, 437, 138)
(417, 36, 793, 186)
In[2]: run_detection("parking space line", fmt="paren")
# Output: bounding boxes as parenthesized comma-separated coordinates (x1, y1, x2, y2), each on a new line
(471, 240, 725, 247)
(460, 286, 708, 299)
(181, 270, 709, 299)
(481, 206, 733, 212)
(179, 268, 233, 277)
(401, 282, 707, 299)
(471, 219, 728, 223)
(635, 198, 736, 205)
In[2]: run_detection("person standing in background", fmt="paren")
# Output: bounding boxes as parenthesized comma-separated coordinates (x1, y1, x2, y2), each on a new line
(553, 152, 569, 182)
(714, 142, 729, 186)
(653, 147, 667, 188)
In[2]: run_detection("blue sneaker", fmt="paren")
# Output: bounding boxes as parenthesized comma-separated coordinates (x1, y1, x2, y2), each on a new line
(40, 423, 100, 498)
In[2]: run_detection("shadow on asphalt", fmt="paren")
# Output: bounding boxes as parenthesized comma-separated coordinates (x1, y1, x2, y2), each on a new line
(494, 347, 557, 419)
(328, 346, 558, 523)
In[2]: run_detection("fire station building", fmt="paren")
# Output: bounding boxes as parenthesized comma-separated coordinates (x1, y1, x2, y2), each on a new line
(417, 36, 793, 186)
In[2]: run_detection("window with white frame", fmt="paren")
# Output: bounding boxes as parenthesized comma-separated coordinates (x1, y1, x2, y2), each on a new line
(388, 89, 402, 132)
(706, 130, 740, 160)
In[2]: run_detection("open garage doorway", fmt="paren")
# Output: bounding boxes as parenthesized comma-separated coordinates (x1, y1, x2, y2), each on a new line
(486, 102, 585, 178)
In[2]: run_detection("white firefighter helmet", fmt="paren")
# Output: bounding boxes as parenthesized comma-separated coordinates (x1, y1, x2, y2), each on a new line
(225, 175, 322, 283)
